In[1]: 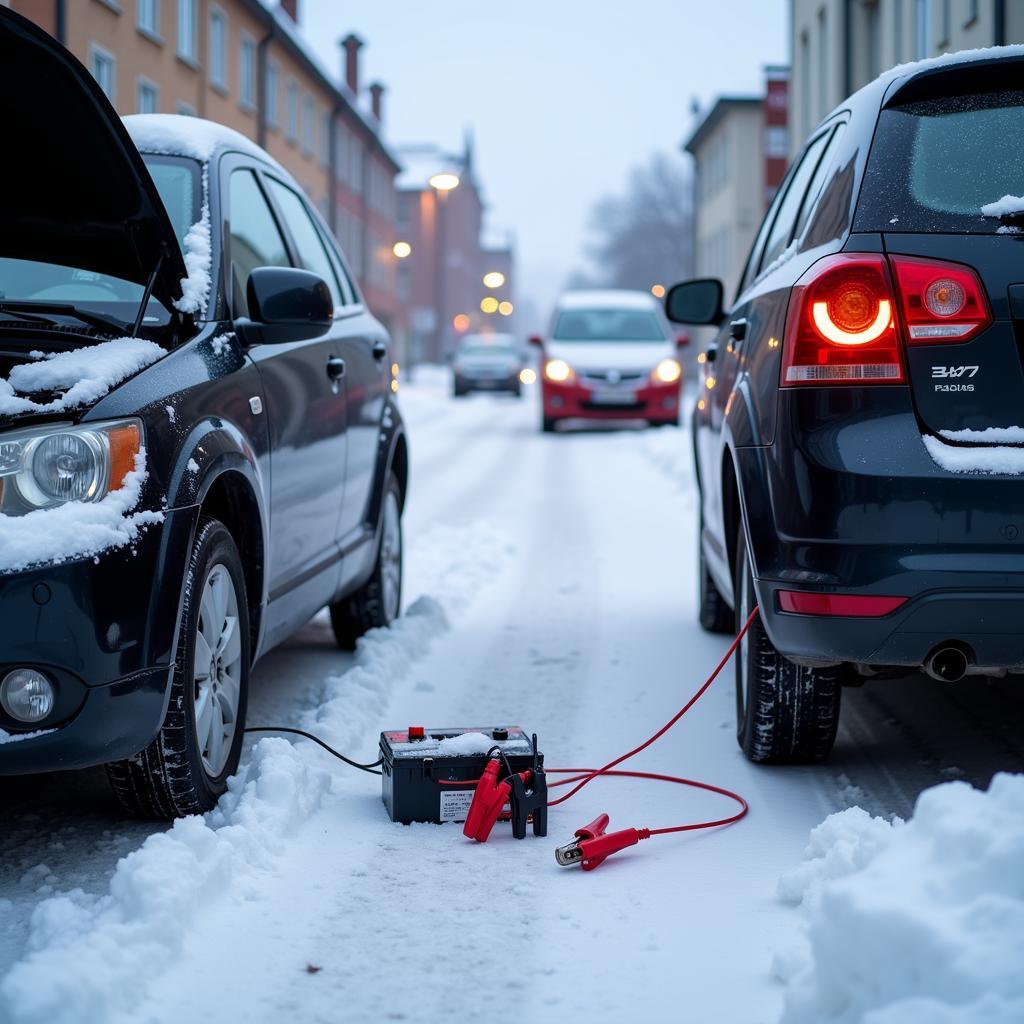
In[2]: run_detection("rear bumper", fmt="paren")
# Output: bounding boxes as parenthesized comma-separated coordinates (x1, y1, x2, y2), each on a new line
(738, 389, 1024, 670)
(542, 379, 680, 421)
(0, 505, 197, 772)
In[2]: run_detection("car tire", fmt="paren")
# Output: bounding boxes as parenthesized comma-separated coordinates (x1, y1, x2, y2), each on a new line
(542, 416, 558, 433)
(107, 517, 250, 819)
(698, 518, 733, 634)
(330, 472, 403, 650)
(734, 526, 840, 764)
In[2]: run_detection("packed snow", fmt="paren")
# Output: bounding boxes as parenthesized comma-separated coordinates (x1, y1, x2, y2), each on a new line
(776, 774, 1024, 1024)
(0, 339, 164, 418)
(173, 205, 212, 316)
(123, 114, 282, 167)
(922, 432, 1024, 474)
(981, 195, 1024, 219)
(0, 452, 162, 574)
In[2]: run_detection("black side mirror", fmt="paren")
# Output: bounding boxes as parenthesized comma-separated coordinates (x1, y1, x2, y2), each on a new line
(236, 267, 333, 344)
(664, 279, 724, 326)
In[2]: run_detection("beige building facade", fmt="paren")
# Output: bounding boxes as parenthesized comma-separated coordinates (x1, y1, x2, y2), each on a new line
(790, 0, 1024, 154)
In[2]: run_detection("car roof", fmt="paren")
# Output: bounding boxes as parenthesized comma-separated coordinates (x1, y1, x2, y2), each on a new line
(555, 289, 660, 312)
(123, 114, 287, 173)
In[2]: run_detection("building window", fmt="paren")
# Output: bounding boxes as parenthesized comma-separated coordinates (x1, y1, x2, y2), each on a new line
(265, 60, 279, 127)
(209, 7, 227, 88)
(915, 0, 930, 58)
(88, 44, 116, 103)
(320, 111, 331, 166)
(965, 0, 978, 26)
(817, 6, 828, 122)
(177, 101, 196, 116)
(137, 77, 159, 113)
(893, 0, 903, 65)
(137, 0, 160, 37)
(239, 35, 256, 108)
(764, 125, 788, 158)
(286, 78, 299, 142)
(302, 94, 315, 155)
(866, 0, 881, 78)
(938, 0, 950, 44)
(177, 0, 197, 61)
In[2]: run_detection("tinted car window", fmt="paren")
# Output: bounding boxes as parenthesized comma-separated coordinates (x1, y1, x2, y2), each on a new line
(793, 124, 846, 241)
(229, 169, 290, 317)
(265, 178, 343, 310)
(758, 130, 831, 271)
(856, 89, 1024, 233)
(553, 309, 665, 341)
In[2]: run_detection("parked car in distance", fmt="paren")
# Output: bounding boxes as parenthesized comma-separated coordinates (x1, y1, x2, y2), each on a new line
(667, 49, 1024, 765)
(0, 9, 408, 818)
(452, 333, 525, 397)
(530, 290, 687, 432)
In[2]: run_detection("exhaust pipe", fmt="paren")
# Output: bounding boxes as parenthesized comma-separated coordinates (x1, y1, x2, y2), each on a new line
(925, 646, 969, 682)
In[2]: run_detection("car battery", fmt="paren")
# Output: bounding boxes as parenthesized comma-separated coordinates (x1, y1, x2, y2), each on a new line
(380, 726, 543, 825)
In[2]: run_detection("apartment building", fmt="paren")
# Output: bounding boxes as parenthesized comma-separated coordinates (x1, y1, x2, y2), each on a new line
(4, 0, 407, 357)
(790, 0, 1024, 154)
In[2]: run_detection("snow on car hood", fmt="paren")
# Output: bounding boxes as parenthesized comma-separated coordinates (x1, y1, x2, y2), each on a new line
(544, 340, 673, 373)
(0, 338, 164, 419)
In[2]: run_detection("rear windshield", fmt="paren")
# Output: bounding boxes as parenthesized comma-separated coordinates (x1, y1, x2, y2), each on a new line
(553, 309, 665, 342)
(856, 89, 1024, 233)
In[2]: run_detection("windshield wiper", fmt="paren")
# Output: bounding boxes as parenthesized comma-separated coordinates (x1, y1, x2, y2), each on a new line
(0, 301, 128, 335)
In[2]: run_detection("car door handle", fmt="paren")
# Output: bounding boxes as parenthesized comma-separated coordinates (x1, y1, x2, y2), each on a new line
(372, 340, 388, 361)
(729, 318, 748, 342)
(326, 356, 346, 380)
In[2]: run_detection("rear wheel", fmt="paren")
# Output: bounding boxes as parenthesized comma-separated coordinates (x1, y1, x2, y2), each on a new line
(330, 473, 403, 649)
(734, 527, 840, 764)
(107, 517, 249, 818)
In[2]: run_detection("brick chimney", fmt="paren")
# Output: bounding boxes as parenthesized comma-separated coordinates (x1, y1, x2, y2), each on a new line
(341, 34, 363, 96)
(279, 0, 298, 21)
(369, 82, 385, 122)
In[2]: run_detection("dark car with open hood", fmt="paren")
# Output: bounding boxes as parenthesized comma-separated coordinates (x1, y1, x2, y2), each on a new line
(0, 9, 408, 818)
(667, 48, 1024, 766)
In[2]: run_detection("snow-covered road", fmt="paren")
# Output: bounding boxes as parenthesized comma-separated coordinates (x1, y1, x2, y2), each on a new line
(3, 371, 1024, 1023)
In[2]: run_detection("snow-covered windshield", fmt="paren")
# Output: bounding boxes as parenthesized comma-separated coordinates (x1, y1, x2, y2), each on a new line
(553, 309, 665, 342)
(857, 89, 1024, 233)
(0, 156, 199, 330)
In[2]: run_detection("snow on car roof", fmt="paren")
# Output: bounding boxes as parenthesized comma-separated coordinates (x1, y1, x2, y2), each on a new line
(879, 42, 1024, 90)
(555, 289, 662, 311)
(123, 114, 285, 170)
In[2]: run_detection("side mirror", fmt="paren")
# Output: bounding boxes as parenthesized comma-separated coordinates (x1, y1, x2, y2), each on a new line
(236, 267, 333, 344)
(664, 279, 724, 326)
(528, 335, 544, 347)
(675, 331, 691, 350)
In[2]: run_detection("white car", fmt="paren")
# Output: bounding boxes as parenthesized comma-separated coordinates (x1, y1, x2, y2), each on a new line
(452, 334, 525, 397)
(530, 290, 687, 432)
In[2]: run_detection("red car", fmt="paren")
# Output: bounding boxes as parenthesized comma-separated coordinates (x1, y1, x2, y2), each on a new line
(530, 290, 687, 432)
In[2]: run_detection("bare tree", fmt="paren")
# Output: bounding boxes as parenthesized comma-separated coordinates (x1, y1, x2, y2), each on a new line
(578, 152, 693, 290)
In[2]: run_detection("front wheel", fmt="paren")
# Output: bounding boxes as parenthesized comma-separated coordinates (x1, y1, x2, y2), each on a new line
(330, 473, 403, 649)
(734, 527, 840, 764)
(107, 517, 250, 818)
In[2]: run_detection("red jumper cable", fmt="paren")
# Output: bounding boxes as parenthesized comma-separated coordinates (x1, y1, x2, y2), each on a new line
(461, 606, 759, 870)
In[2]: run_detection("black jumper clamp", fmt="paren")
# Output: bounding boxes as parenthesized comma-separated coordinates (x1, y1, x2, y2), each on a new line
(508, 733, 548, 838)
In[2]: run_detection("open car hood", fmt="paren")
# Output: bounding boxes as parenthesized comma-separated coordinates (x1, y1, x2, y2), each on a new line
(0, 8, 187, 313)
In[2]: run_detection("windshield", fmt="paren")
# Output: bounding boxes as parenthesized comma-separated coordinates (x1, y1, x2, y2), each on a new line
(856, 89, 1024, 233)
(0, 156, 199, 328)
(553, 309, 665, 342)
(459, 343, 515, 357)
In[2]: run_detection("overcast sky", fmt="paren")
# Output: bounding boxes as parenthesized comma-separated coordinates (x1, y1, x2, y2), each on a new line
(300, 1, 788, 326)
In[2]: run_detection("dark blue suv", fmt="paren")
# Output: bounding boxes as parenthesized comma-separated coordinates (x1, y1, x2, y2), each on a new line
(0, 10, 407, 816)
(667, 51, 1024, 764)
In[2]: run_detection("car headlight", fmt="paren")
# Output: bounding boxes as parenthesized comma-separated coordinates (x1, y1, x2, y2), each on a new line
(0, 419, 142, 515)
(544, 359, 574, 383)
(652, 358, 682, 384)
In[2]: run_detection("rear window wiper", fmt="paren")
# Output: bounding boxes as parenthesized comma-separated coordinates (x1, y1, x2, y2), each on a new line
(0, 301, 129, 335)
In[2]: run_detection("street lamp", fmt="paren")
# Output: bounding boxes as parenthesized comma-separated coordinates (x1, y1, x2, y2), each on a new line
(393, 241, 412, 258)
(430, 171, 460, 361)
(482, 271, 505, 289)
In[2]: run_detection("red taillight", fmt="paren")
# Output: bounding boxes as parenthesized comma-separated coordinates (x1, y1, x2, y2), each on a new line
(889, 255, 992, 344)
(777, 591, 908, 616)
(780, 254, 905, 386)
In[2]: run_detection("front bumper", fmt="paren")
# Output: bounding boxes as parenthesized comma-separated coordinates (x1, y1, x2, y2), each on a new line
(0, 504, 198, 772)
(542, 379, 680, 421)
(739, 389, 1024, 670)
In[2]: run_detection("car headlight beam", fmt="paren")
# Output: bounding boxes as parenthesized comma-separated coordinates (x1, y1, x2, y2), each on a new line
(544, 358, 574, 383)
(653, 358, 682, 384)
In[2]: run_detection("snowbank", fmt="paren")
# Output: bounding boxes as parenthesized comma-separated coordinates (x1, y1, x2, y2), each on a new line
(0, 739, 331, 1024)
(0, 452, 162, 574)
(0, 338, 164, 418)
(0, 520, 515, 1024)
(775, 774, 1024, 1024)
